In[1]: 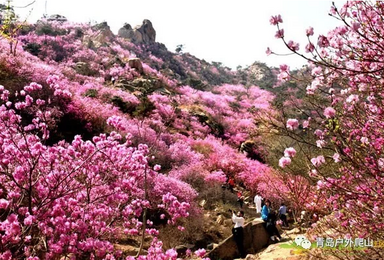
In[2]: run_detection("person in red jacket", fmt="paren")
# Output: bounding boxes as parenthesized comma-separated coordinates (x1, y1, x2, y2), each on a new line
(228, 177, 235, 193)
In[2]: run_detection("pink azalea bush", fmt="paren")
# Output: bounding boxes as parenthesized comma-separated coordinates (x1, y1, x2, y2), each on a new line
(0, 82, 194, 259)
(270, 2, 384, 258)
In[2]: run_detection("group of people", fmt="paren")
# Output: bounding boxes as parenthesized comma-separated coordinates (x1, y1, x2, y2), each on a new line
(261, 200, 283, 242)
(255, 194, 290, 241)
(255, 194, 289, 224)
(229, 194, 291, 258)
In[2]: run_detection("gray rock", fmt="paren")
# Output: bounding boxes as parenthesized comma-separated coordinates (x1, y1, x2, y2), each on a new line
(118, 23, 136, 39)
(46, 14, 67, 22)
(81, 22, 114, 49)
(118, 19, 156, 44)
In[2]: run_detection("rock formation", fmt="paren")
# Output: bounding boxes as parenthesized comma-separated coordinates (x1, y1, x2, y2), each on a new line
(83, 22, 114, 49)
(46, 14, 67, 22)
(118, 19, 156, 44)
(128, 58, 144, 74)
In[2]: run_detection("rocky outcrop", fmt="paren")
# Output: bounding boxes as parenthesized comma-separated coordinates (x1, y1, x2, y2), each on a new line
(83, 22, 114, 49)
(207, 220, 270, 260)
(128, 58, 144, 74)
(74, 62, 98, 76)
(118, 23, 136, 40)
(46, 14, 67, 22)
(118, 19, 156, 44)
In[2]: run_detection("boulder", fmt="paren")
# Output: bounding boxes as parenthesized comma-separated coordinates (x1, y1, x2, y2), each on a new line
(118, 19, 156, 44)
(135, 19, 156, 43)
(208, 220, 270, 260)
(128, 58, 143, 74)
(83, 22, 114, 48)
(118, 23, 136, 39)
(216, 215, 224, 225)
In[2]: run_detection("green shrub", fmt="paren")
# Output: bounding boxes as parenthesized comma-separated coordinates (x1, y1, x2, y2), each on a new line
(84, 89, 98, 98)
(110, 95, 136, 114)
(24, 42, 41, 56)
(36, 23, 67, 36)
(132, 97, 155, 118)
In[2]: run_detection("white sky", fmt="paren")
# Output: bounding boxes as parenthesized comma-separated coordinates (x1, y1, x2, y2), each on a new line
(11, 0, 346, 69)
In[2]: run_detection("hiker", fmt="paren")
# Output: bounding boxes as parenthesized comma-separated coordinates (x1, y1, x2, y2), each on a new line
(262, 200, 282, 242)
(228, 177, 235, 193)
(278, 203, 289, 227)
(230, 209, 246, 258)
(254, 193, 262, 214)
(237, 191, 244, 208)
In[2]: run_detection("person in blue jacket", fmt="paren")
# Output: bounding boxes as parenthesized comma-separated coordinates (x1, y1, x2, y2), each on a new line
(262, 200, 281, 242)
(261, 200, 271, 221)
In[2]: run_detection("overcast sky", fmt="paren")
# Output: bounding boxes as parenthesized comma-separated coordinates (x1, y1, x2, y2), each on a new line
(12, 0, 346, 69)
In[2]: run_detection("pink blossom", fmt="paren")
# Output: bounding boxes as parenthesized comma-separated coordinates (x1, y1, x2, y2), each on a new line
(284, 147, 296, 157)
(317, 35, 330, 48)
(286, 119, 299, 130)
(165, 249, 178, 259)
(287, 40, 300, 51)
(279, 157, 291, 168)
(194, 248, 206, 258)
(324, 107, 336, 119)
(346, 94, 359, 103)
(317, 180, 325, 189)
(278, 71, 290, 81)
(306, 27, 314, 36)
(309, 169, 318, 177)
(311, 155, 325, 167)
(360, 137, 369, 145)
(280, 64, 289, 72)
(0, 198, 9, 209)
(305, 43, 315, 53)
(275, 29, 284, 38)
(270, 15, 283, 25)
(24, 215, 34, 225)
(378, 158, 384, 169)
(314, 129, 324, 138)
(333, 153, 341, 163)
(266, 47, 272, 55)
(352, 22, 360, 31)
(316, 140, 326, 148)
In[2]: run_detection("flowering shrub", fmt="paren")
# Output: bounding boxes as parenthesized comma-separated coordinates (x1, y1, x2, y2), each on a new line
(0, 82, 193, 259)
(269, 1, 384, 258)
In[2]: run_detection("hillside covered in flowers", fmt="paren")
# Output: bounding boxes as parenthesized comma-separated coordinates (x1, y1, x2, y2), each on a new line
(0, 14, 287, 259)
(2, 1, 384, 259)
